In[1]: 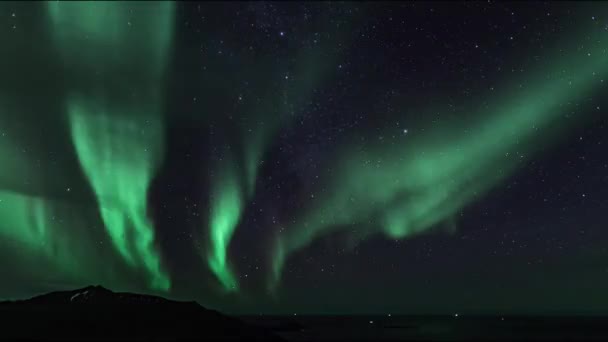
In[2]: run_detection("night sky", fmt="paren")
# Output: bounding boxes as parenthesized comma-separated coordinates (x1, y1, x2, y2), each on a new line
(1, 1, 608, 315)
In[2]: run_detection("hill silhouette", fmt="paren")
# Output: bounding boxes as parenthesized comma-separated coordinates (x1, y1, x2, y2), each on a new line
(0, 285, 283, 341)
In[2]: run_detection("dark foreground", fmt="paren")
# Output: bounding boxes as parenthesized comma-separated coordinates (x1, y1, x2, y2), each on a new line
(242, 315, 608, 341)
(3, 287, 608, 341)
(0, 286, 282, 341)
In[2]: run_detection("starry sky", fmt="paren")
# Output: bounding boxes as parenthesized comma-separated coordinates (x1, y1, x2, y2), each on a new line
(1, 1, 607, 315)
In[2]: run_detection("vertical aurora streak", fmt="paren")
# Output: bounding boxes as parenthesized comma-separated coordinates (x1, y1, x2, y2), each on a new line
(205, 26, 354, 291)
(268, 22, 608, 289)
(208, 159, 242, 291)
(47, 1, 175, 291)
(67, 100, 169, 290)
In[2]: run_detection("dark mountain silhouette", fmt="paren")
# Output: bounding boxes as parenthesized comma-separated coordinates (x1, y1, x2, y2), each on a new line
(0, 285, 283, 341)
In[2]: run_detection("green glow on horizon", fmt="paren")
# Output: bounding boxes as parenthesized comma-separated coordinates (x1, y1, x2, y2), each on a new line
(47, 1, 175, 291)
(0, 191, 57, 260)
(268, 23, 608, 289)
(0, 189, 117, 287)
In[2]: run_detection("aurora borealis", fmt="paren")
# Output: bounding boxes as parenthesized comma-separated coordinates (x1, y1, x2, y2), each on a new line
(1, 1, 608, 315)
(52, 1, 175, 290)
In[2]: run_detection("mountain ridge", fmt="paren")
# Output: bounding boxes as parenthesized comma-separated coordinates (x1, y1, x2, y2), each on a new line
(0, 285, 283, 341)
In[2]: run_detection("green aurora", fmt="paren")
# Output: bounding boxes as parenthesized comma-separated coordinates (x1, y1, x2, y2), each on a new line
(268, 20, 608, 288)
(48, 1, 175, 291)
(204, 17, 356, 291)
(0, 1, 606, 313)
